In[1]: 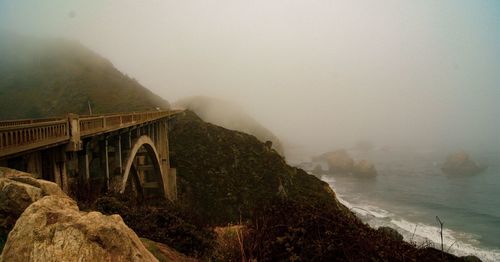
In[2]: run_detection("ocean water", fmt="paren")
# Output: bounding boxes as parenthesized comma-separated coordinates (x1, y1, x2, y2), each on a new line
(320, 149, 500, 262)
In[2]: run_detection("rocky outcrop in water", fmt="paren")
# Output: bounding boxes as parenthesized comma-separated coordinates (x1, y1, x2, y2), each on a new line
(1, 195, 157, 262)
(353, 159, 378, 177)
(442, 151, 486, 175)
(323, 150, 355, 173)
(314, 150, 377, 177)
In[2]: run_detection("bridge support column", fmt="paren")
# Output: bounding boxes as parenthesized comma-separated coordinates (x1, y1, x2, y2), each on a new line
(85, 145, 90, 185)
(128, 131, 132, 148)
(66, 113, 82, 152)
(26, 152, 42, 178)
(105, 138, 110, 190)
(50, 147, 68, 193)
(158, 120, 176, 201)
(117, 135, 122, 172)
(150, 125, 154, 144)
(77, 142, 91, 198)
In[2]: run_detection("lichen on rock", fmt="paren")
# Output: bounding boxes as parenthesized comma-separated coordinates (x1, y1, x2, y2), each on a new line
(1, 195, 157, 262)
(0, 167, 66, 252)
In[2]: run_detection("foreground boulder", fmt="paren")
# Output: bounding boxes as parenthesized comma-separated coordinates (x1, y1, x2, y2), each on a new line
(1, 195, 157, 262)
(0, 167, 65, 248)
(442, 151, 486, 175)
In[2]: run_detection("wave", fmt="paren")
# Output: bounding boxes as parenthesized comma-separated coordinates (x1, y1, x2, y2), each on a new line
(321, 175, 500, 262)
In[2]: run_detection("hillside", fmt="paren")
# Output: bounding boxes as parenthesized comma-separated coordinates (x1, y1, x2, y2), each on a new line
(174, 96, 284, 155)
(110, 110, 468, 261)
(0, 32, 169, 120)
(169, 110, 345, 224)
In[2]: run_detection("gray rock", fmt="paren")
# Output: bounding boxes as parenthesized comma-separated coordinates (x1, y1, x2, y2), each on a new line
(442, 151, 487, 175)
(353, 160, 378, 177)
(1, 195, 158, 262)
(323, 150, 355, 174)
(0, 167, 65, 236)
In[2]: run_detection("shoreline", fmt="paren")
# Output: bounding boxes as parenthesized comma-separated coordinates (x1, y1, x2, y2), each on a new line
(322, 175, 500, 262)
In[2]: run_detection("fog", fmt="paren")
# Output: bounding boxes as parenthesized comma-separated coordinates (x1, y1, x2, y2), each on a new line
(1, 0, 499, 160)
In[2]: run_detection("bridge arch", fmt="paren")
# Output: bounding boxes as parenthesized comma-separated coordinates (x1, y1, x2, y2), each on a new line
(120, 135, 164, 198)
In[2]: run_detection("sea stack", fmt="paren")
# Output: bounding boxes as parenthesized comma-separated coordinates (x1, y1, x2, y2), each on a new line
(353, 160, 378, 177)
(324, 150, 355, 174)
(314, 150, 378, 177)
(442, 151, 486, 175)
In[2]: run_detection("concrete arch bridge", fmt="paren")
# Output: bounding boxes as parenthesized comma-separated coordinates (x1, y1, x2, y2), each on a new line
(0, 110, 182, 201)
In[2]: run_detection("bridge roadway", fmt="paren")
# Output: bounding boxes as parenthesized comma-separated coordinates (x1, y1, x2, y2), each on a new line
(0, 110, 183, 201)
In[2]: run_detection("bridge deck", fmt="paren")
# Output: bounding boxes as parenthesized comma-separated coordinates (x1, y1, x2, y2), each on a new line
(0, 110, 182, 159)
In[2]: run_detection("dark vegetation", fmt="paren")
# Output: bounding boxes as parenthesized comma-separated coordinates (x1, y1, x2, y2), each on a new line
(244, 199, 469, 261)
(0, 32, 169, 120)
(169, 111, 348, 226)
(86, 194, 214, 258)
(0, 231, 5, 253)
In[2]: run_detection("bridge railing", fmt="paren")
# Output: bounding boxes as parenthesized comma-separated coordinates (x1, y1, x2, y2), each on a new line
(0, 110, 180, 158)
(0, 117, 64, 128)
(79, 110, 174, 136)
(0, 120, 69, 157)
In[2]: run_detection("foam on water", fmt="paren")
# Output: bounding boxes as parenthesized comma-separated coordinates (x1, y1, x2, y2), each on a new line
(325, 176, 500, 262)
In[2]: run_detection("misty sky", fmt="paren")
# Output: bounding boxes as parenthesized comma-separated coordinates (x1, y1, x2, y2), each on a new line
(1, 0, 499, 157)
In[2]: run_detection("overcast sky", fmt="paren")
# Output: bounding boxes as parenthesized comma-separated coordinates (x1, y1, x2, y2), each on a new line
(1, 0, 499, 157)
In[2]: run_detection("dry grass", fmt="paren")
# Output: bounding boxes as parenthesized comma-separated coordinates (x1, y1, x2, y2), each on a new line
(212, 225, 251, 262)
